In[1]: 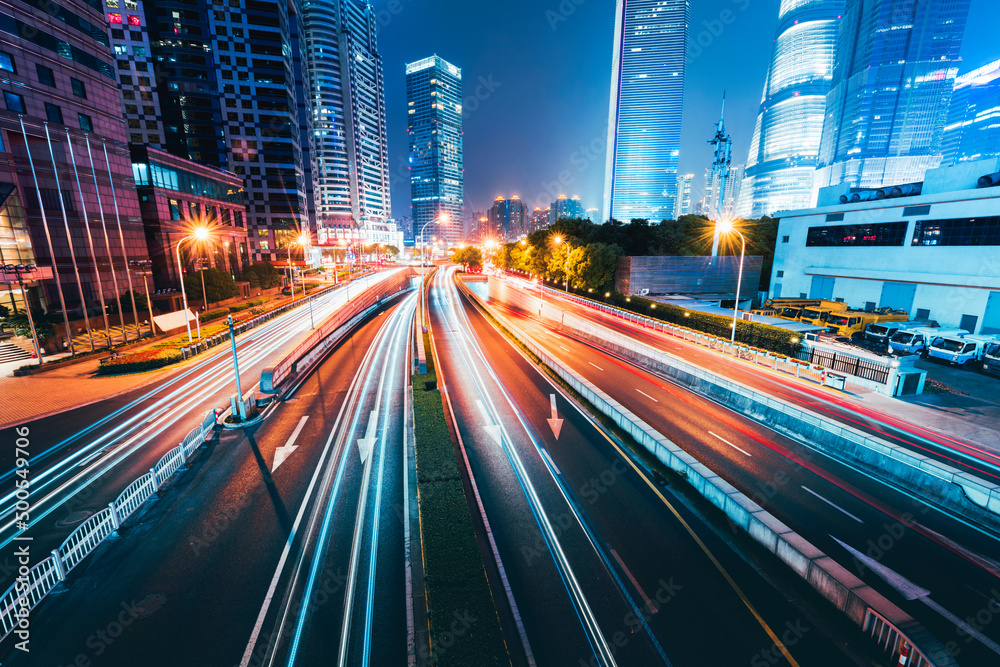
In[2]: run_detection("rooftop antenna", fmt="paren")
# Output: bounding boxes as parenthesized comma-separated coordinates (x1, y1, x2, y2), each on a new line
(709, 93, 733, 259)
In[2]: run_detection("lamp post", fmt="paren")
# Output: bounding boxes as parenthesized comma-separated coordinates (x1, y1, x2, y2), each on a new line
(4, 264, 42, 363)
(293, 234, 314, 329)
(129, 259, 156, 336)
(227, 314, 246, 421)
(286, 242, 296, 301)
(176, 227, 210, 343)
(552, 235, 571, 290)
(716, 220, 746, 345)
(419, 213, 449, 328)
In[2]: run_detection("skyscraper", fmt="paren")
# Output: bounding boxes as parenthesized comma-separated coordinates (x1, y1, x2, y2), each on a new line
(407, 55, 464, 246)
(675, 174, 693, 219)
(549, 194, 585, 225)
(305, 0, 391, 237)
(814, 0, 971, 193)
(528, 207, 549, 234)
(603, 0, 688, 224)
(943, 59, 1000, 165)
(143, 0, 316, 264)
(488, 196, 527, 241)
(741, 0, 843, 218)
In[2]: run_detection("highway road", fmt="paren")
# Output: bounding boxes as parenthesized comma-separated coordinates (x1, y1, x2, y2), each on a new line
(533, 280, 1000, 483)
(486, 277, 1000, 666)
(1, 291, 418, 666)
(429, 267, 882, 667)
(0, 271, 396, 600)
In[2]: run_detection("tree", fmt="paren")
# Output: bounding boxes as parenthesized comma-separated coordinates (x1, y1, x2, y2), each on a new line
(451, 246, 483, 272)
(183, 267, 239, 303)
(242, 262, 283, 289)
(8, 309, 58, 340)
(383, 245, 400, 258)
(566, 243, 621, 292)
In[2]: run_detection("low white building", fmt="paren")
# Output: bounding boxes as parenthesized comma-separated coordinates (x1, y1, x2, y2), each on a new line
(770, 158, 1000, 334)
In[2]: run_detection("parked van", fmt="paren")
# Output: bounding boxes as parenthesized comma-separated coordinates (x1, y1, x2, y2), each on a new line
(982, 342, 1000, 377)
(864, 320, 932, 344)
(889, 327, 967, 356)
(927, 334, 1000, 367)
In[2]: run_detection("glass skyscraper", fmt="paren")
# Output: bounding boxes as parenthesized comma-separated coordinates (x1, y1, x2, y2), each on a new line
(740, 0, 844, 219)
(815, 0, 971, 193)
(603, 0, 688, 224)
(305, 0, 391, 235)
(407, 56, 464, 246)
(942, 59, 1000, 165)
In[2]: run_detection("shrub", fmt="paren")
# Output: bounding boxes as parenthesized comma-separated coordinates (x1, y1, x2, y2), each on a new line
(229, 297, 267, 313)
(97, 348, 182, 375)
(201, 308, 230, 321)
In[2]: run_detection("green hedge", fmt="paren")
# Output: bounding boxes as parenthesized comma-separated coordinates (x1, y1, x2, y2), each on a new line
(97, 348, 182, 375)
(229, 298, 267, 313)
(201, 308, 230, 322)
(412, 335, 507, 667)
(598, 292, 801, 356)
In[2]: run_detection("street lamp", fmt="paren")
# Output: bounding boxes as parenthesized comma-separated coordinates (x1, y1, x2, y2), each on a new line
(176, 227, 210, 343)
(4, 264, 42, 364)
(419, 213, 449, 327)
(716, 219, 746, 345)
(293, 234, 314, 329)
(552, 235, 571, 290)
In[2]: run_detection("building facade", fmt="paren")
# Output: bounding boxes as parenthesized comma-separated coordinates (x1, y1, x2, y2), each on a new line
(814, 0, 971, 196)
(549, 194, 585, 225)
(131, 145, 248, 290)
(770, 158, 1000, 334)
(943, 59, 1000, 166)
(740, 0, 843, 219)
(674, 173, 692, 219)
(305, 0, 390, 239)
(528, 207, 549, 234)
(603, 0, 688, 224)
(406, 55, 464, 246)
(1, 0, 149, 342)
(488, 195, 527, 241)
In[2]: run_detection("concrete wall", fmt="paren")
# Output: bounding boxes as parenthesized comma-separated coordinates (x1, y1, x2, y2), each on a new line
(616, 255, 763, 297)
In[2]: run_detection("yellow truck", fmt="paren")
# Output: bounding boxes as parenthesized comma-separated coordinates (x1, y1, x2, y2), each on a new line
(753, 299, 842, 322)
(823, 309, 909, 338)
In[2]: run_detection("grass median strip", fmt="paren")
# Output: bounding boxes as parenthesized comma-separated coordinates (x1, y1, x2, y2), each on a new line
(412, 333, 508, 667)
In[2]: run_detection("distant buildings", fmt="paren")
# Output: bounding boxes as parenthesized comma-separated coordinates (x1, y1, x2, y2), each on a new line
(528, 207, 550, 234)
(585, 208, 601, 225)
(549, 194, 585, 224)
(675, 174, 693, 219)
(814, 0, 971, 196)
(740, 0, 843, 218)
(603, 0, 688, 223)
(407, 55, 464, 246)
(488, 196, 527, 241)
(943, 59, 1000, 166)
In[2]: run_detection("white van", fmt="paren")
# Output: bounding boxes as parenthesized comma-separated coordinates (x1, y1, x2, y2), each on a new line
(889, 327, 967, 356)
(983, 342, 1000, 377)
(927, 334, 1000, 367)
(864, 321, 931, 345)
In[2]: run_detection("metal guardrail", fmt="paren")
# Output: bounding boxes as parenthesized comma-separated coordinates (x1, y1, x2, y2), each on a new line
(865, 610, 932, 667)
(0, 409, 218, 642)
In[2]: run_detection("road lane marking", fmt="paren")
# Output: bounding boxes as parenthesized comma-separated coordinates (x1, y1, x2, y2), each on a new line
(559, 345, 571, 352)
(610, 548, 655, 615)
(802, 486, 864, 523)
(708, 431, 753, 457)
(588, 362, 604, 371)
(272, 416, 309, 472)
(635, 389, 659, 403)
(540, 448, 561, 475)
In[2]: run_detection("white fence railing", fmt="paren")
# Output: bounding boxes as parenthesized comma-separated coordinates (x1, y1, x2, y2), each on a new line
(0, 409, 218, 643)
(865, 610, 932, 667)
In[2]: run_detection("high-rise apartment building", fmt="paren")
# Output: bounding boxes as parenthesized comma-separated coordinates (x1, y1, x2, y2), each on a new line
(943, 60, 1000, 165)
(814, 0, 971, 193)
(741, 0, 843, 218)
(528, 207, 549, 234)
(141, 0, 315, 264)
(1, 0, 149, 347)
(407, 55, 464, 246)
(305, 0, 390, 239)
(603, 0, 688, 224)
(585, 208, 601, 225)
(488, 196, 527, 241)
(674, 174, 692, 219)
(549, 194, 585, 225)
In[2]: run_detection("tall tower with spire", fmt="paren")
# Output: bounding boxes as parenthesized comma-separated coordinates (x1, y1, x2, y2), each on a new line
(709, 96, 733, 257)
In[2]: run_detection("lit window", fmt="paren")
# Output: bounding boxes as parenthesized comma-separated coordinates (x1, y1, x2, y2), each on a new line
(109, 13, 122, 23)
(128, 15, 141, 26)
(78, 113, 93, 132)
(114, 45, 127, 55)
(0, 52, 14, 74)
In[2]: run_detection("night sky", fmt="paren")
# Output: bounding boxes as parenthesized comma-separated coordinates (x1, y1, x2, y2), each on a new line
(376, 0, 998, 220)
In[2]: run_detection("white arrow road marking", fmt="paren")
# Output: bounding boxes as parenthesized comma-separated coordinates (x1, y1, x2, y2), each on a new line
(272, 416, 309, 472)
(476, 400, 503, 446)
(832, 536, 1000, 656)
(800, 486, 864, 524)
(546, 394, 563, 440)
(708, 431, 753, 457)
(357, 411, 378, 464)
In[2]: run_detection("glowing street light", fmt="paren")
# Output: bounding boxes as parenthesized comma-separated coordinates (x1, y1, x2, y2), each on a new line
(715, 219, 746, 345)
(176, 227, 212, 342)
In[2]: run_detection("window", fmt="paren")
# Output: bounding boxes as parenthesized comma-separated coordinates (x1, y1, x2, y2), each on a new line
(0, 52, 15, 74)
(825, 213, 845, 222)
(132, 162, 150, 185)
(36, 64, 55, 86)
(128, 15, 141, 26)
(916, 308, 930, 320)
(71, 78, 86, 98)
(776, 270, 784, 278)
(125, 104, 138, 114)
(168, 199, 181, 220)
(145, 120, 158, 130)
(781, 235, 789, 243)
(112, 28, 124, 39)
(106, 0, 119, 6)
(122, 90, 135, 99)
(259, 241, 269, 250)
(911, 217, 1000, 247)
(902, 205, 931, 217)
(4, 91, 25, 113)
(109, 13, 122, 23)
(45, 103, 63, 124)
(806, 222, 907, 247)
(78, 113, 93, 132)
(120, 74, 133, 84)
(257, 228, 269, 237)
(133, 46, 145, 58)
